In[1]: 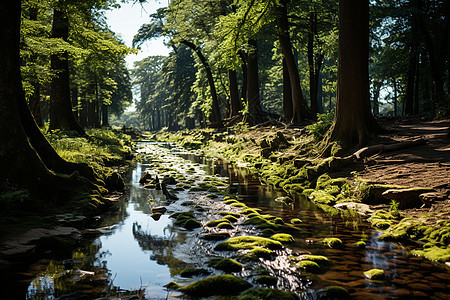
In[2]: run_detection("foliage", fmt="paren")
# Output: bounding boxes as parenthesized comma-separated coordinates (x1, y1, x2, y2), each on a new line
(306, 111, 335, 141)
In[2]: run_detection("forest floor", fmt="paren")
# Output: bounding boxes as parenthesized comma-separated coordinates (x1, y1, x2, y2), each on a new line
(354, 118, 450, 224)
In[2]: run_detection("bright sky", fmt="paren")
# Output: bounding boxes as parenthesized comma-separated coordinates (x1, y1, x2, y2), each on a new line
(104, 0, 170, 69)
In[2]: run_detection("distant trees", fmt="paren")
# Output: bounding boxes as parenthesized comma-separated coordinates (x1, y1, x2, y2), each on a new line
(20, 0, 133, 131)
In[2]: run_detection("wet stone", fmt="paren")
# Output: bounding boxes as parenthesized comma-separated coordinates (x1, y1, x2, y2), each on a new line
(350, 291, 385, 299)
(345, 279, 366, 288)
(413, 290, 430, 298)
(434, 272, 450, 281)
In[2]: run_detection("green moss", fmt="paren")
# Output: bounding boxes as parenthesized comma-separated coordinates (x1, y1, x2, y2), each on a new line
(301, 255, 328, 264)
(411, 246, 450, 262)
(207, 258, 243, 273)
(224, 199, 239, 204)
(205, 218, 230, 227)
(180, 268, 211, 278)
(180, 275, 251, 297)
(255, 275, 278, 286)
(270, 233, 294, 243)
(249, 247, 274, 259)
(309, 190, 336, 205)
(206, 194, 218, 199)
(244, 216, 278, 231)
(171, 211, 202, 230)
(354, 241, 366, 249)
(231, 202, 247, 208)
(164, 281, 181, 290)
(217, 222, 235, 229)
(219, 212, 241, 218)
(239, 288, 296, 300)
(241, 208, 261, 215)
(290, 218, 302, 224)
(322, 237, 344, 248)
(364, 269, 385, 280)
(222, 215, 239, 223)
(215, 236, 283, 251)
(296, 260, 320, 273)
(372, 220, 392, 229)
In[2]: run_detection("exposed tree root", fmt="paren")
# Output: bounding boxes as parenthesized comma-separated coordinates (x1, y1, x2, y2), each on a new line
(352, 138, 427, 160)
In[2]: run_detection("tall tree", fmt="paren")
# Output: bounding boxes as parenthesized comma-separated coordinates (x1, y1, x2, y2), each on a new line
(328, 0, 379, 146)
(49, 0, 85, 135)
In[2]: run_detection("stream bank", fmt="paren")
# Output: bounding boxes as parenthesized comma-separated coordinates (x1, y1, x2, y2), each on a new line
(13, 141, 450, 299)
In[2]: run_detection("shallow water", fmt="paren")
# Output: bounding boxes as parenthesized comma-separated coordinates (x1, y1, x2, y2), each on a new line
(23, 142, 450, 299)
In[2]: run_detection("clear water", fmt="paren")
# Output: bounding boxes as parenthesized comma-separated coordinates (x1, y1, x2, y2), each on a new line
(18, 142, 450, 299)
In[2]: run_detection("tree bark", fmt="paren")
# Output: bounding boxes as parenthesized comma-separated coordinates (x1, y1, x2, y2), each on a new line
(101, 103, 109, 127)
(49, 3, 85, 135)
(29, 82, 43, 127)
(228, 69, 241, 117)
(372, 80, 381, 116)
(238, 50, 248, 105)
(181, 40, 223, 127)
(282, 58, 293, 121)
(276, 1, 310, 123)
(246, 39, 265, 125)
(329, 0, 379, 146)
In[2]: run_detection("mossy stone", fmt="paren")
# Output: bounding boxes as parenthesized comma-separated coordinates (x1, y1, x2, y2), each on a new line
(296, 260, 320, 273)
(322, 237, 344, 249)
(241, 208, 262, 215)
(164, 281, 181, 290)
(208, 258, 243, 273)
(364, 268, 385, 280)
(354, 241, 366, 249)
(180, 274, 251, 297)
(219, 211, 241, 218)
(205, 218, 230, 227)
(270, 233, 294, 243)
(250, 247, 274, 259)
(180, 268, 211, 278)
(224, 199, 239, 204)
(290, 218, 302, 224)
(301, 255, 329, 264)
(231, 202, 247, 208)
(222, 215, 238, 223)
(255, 275, 278, 286)
(238, 288, 296, 300)
(411, 246, 450, 262)
(206, 194, 218, 199)
(217, 222, 235, 229)
(215, 236, 283, 251)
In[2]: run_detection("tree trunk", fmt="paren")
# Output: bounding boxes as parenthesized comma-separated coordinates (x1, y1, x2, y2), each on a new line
(276, 1, 310, 123)
(0, 1, 95, 199)
(228, 69, 241, 117)
(282, 58, 293, 121)
(29, 82, 43, 127)
(181, 40, 223, 127)
(414, 54, 420, 114)
(71, 85, 78, 121)
(238, 50, 248, 105)
(246, 39, 265, 125)
(79, 90, 88, 128)
(405, 43, 417, 115)
(393, 79, 398, 116)
(101, 103, 109, 127)
(49, 3, 85, 135)
(372, 80, 381, 116)
(329, 0, 379, 146)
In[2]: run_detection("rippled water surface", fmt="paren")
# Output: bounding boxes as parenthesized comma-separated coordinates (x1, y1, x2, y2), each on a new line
(23, 142, 450, 299)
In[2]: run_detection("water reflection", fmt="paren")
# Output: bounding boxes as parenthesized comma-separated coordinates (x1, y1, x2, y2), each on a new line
(24, 142, 450, 299)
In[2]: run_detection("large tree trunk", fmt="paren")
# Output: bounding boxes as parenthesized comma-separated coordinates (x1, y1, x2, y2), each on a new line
(101, 103, 109, 127)
(29, 82, 43, 127)
(282, 59, 293, 121)
(329, 0, 379, 146)
(49, 3, 85, 135)
(372, 79, 382, 116)
(238, 50, 248, 105)
(246, 39, 265, 125)
(405, 43, 417, 115)
(0, 1, 96, 202)
(228, 69, 241, 117)
(181, 40, 223, 128)
(276, 1, 310, 123)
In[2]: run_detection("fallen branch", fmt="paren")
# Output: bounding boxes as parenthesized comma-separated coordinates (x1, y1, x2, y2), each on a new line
(352, 138, 427, 160)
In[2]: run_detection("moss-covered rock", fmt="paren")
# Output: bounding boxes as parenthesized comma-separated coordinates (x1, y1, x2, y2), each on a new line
(364, 268, 385, 280)
(171, 211, 202, 230)
(222, 215, 239, 223)
(296, 260, 320, 273)
(241, 208, 262, 215)
(219, 211, 241, 218)
(249, 247, 274, 259)
(238, 288, 296, 300)
(205, 218, 230, 227)
(180, 268, 211, 278)
(290, 218, 302, 224)
(301, 255, 329, 264)
(255, 275, 278, 286)
(309, 190, 336, 205)
(207, 258, 243, 273)
(180, 275, 251, 297)
(215, 236, 283, 251)
(224, 199, 239, 204)
(354, 241, 366, 249)
(411, 246, 450, 262)
(270, 233, 294, 243)
(217, 222, 235, 229)
(322, 237, 344, 249)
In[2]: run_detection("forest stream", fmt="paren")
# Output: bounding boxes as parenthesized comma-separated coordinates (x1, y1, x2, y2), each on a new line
(21, 142, 450, 299)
